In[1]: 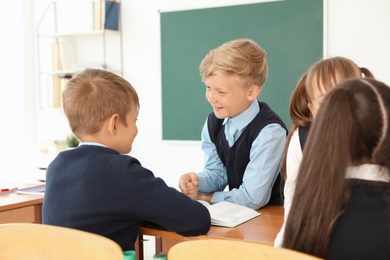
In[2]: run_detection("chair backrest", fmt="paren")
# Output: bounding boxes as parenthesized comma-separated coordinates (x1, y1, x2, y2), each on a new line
(0, 223, 124, 260)
(168, 239, 323, 260)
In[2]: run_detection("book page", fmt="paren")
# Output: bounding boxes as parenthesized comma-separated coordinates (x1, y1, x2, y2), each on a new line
(207, 201, 260, 228)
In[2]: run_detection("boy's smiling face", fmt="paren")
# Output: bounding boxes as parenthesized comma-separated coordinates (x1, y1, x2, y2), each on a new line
(205, 73, 259, 119)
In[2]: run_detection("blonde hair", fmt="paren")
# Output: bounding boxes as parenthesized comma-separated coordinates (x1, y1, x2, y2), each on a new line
(306, 56, 374, 102)
(199, 38, 268, 89)
(62, 69, 139, 139)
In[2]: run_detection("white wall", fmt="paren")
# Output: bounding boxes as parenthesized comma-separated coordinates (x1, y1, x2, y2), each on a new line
(326, 0, 390, 82)
(0, 0, 36, 181)
(3, 0, 390, 185)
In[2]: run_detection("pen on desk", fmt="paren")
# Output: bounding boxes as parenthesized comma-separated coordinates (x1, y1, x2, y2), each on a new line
(0, 187, 18, 192)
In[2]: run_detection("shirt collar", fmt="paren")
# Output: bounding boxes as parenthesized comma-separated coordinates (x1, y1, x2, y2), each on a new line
(78, 142, 109, 148)
(223, 100, 259, 131)
(346, 164, 390, 182)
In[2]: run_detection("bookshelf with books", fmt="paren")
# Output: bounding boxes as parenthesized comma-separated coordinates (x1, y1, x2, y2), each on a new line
(36, 0, 122, 109)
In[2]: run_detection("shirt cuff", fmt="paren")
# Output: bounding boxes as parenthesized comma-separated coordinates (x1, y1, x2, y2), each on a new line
(197, 174, 206, 192)
(210, 191, 225, 204)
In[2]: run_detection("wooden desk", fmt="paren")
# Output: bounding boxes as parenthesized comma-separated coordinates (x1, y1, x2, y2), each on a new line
(0, 183, 44, 224)
(138, 205, 283, 259)
(1, 184, 283, 260)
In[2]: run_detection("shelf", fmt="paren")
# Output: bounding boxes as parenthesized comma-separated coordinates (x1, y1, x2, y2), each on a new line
(38, 29, 121, 38)
(36, 1, 123, 109)
(39, 69, 123, 77)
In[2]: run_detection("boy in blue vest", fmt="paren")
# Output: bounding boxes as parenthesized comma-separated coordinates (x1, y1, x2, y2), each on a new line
(179, 39, 287, 209)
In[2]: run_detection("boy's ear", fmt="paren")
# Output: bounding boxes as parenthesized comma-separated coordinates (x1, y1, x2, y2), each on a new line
(107, 114, 120, 135)
(247, 85, 261, 101)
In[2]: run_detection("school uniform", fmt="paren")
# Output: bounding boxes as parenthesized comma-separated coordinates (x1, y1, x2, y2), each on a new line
(274, 125, 310, 247)
(326, 164, 390, 260)
(43, 144, 211, 251)
(197, 100, 287, 209)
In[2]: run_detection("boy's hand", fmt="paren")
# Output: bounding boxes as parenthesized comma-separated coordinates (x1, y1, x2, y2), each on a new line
(179, 172, 199, 199)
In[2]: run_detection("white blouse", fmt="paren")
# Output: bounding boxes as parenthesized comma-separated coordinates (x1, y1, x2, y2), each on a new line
(274, 128, 302, 247)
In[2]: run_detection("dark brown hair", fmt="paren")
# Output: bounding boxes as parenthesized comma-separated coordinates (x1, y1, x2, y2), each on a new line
(280, 73, 311, 182)
(281, 56, 375, 185)
(282, 78, 390, 257)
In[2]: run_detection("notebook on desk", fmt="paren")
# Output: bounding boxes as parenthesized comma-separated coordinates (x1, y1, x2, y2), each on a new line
(17, 185, 45, 195)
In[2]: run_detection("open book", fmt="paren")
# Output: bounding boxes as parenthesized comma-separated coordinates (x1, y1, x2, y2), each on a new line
(197, 200, 260, 228)
(16, 184, 45, 196)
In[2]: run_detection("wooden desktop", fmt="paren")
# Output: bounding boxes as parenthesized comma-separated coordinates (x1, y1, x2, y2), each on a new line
(138, 205, 284, 259)
(1, 184, 284, 260)
(0, 183, 44, 224)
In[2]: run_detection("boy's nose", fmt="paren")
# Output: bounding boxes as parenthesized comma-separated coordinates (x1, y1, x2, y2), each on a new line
(206, 92, 215, 103)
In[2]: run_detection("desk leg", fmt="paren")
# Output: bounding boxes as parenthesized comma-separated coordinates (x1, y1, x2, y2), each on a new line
(34, 204, 43, 223)
(136, 234, 144, 260)
(155, 237, 162, 253)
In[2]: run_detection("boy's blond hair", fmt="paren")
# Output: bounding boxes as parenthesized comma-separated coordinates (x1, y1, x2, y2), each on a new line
(199, 38, 268, 89)
(62, 69, 139, 139)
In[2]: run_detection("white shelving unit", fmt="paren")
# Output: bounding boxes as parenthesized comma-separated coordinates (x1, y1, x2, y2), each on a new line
(36, 1, 123, 109)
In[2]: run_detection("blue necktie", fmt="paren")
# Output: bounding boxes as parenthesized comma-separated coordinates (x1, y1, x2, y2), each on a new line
(226, 123, 237, 147)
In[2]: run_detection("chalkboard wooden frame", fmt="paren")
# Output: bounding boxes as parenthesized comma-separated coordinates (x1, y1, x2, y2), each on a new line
(161, 0, 323, 140)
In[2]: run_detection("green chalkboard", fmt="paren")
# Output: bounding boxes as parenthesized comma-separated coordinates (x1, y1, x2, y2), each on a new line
(161, 0, 323, 140)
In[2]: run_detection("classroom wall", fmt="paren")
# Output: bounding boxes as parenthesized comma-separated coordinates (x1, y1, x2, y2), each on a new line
(2, 0, 389, 184)
(0, 0, 35, 181)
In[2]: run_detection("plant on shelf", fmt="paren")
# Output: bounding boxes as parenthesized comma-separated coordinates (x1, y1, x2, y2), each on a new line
(66, 134, 79, 148)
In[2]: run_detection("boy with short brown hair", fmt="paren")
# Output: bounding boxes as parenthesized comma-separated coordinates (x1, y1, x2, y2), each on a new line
(43, 69, 211, 252)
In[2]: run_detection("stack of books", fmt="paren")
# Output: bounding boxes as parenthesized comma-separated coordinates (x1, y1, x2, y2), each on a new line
(94, 0, 119, 31)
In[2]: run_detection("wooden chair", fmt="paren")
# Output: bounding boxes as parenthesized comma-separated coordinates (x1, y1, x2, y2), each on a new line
(167, 239, 323, 260)
(0, 223, 124, 260)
